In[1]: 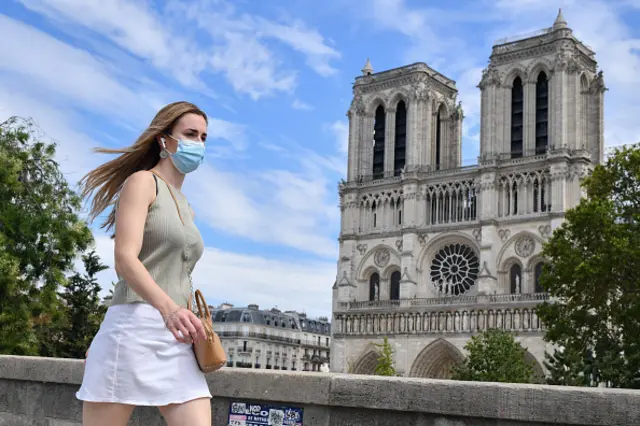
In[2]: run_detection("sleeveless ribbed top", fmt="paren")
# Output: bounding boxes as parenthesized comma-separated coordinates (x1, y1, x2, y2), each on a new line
(110, 173, 204, 308)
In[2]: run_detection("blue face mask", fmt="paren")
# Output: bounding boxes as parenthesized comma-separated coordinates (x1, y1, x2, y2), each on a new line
(162, 135, 205, 174)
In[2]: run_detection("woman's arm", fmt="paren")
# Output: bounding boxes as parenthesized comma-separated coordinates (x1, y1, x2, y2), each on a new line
(113, 171, 204, 343)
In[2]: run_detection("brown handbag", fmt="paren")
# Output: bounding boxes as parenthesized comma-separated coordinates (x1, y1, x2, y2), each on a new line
(189, 289, 226, 373)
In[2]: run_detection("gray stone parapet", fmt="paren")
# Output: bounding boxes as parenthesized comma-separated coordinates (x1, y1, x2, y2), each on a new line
(1, 355, 639, 425)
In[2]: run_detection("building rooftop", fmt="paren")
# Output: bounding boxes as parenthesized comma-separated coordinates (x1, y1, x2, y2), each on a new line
(211, 303, 331, 335)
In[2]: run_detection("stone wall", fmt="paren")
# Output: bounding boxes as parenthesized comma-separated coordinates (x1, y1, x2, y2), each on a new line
(1, 355, 639, 425)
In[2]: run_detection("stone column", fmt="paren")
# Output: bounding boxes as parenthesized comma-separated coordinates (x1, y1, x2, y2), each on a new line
(360, 113, 374, 178)
(478, 171, 497, 220)
(524, 81, 536, 155)
(385, 108, 396, 176)
(502, 84, 512, 156)
(494, 84, 505, 156)
(407, 95, 419, 170)
(423, 96, 432, 167)
(347, 110, 359, 181)
(552, 65, 568, 149)
(477, 223, 499, 295)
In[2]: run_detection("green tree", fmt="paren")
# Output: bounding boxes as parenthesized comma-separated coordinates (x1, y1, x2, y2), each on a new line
(537, 144, 640, 388)
(451, 329, 536, 383)
(373, 337, 397, 376)
(0, 117, 93, 355)
(58, 250, 108, 358)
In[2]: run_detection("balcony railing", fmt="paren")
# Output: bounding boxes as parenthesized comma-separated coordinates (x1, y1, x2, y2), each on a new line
(216, 330, 301, 345)
(334, 304, 545, 336)
(337, 292, 549, 312)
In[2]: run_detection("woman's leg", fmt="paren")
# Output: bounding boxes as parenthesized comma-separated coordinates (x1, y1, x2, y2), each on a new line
(82, 402, 135, 426)
(159, 397, 212, 426)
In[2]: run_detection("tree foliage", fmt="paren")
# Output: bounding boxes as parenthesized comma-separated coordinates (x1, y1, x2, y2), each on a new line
(451, 329, 536, 384)
(0, 117, 94, 355)
(537, 145, 640, 388)
(58, 250, 108, 358)
(373, 337, 398, 376)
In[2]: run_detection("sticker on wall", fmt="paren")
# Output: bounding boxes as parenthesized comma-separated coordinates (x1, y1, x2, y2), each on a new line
(228, 401, 304, 426)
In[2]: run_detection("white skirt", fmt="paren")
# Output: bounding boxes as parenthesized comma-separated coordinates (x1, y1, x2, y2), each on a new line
(76, 302, 212, 406)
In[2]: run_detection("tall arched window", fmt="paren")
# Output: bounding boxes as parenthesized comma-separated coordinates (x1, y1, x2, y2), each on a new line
(534, 262, 544, 293)
(394, 101, 407, 176)
(390, 270, 401, 300)
(373, 105, 386, 179)
(369, 273, 380, 301)
(435, 105, 444, 170)
(511, 77, 524, 158)
(510, 263, 522, 294)
(535, 72, 549, 154)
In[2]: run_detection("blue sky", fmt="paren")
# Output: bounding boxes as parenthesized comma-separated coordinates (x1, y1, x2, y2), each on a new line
(1, 0, 640, 318)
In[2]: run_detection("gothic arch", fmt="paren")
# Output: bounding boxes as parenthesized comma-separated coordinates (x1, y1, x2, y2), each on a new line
(500, 256, 523, 274)
(388, 89, 410, 110)
(360, 265, 380, 282)
(356, 244, 401, 281)
(502, 65, 527, 88)
(409, 339, 464, 379)
(526, 60, 554, 84)
(524, 350, 545, 382)
(433, 99, 451, 117)
(352, 349, 379, 375)
(495, 231, 545, 270)
(365, 96, 388, 116)
(579, 72, 590, 92)
(526, 254, 547, 271)
(381, 264, 401, 280)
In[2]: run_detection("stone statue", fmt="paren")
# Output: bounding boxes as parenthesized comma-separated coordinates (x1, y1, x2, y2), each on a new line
(374, 283, 379, 301)
(515, 275, 521, 294)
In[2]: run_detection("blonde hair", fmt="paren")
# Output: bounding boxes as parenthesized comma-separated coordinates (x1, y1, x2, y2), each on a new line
(80, 101, 208, 231)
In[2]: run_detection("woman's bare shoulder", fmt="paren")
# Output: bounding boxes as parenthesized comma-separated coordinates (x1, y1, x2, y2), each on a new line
(120, 170, 156, 203)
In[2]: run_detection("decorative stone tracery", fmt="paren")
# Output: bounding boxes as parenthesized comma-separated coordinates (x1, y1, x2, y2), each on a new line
(374, 248, 390, 267)
(515, 236, 535, 258)
(430, 243, 480, 295)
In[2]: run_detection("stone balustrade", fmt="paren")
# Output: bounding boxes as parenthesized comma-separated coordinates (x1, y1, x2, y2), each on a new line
(1, 355, 639, 425)
(334, 306, 544, 337)
(337, 292, 549, 311)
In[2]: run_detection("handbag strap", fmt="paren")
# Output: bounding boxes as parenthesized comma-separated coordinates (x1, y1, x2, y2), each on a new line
(150, 170, 184, 226)
(194, 289, 212, 321)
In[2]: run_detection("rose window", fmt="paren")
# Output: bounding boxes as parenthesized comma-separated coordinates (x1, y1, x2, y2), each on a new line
(430, 243, 479, 295)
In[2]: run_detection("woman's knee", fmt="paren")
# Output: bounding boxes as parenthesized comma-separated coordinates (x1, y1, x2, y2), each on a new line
(159, 397, 212, 426)
(82, 401, 135, 426)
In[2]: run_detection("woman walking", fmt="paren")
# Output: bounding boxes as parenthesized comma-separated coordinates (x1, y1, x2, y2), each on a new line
(77, 102, 212, 425)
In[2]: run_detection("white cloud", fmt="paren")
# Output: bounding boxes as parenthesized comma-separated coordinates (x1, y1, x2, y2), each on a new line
(0, 87, 103, 183)
(329, 120, 349, 156)
(292, 99, 314, 110)
(209, 32, 297, 100)
(91, 234, 333, 318)
(206, 118, 248, 158)
(18, 0, 209, 88)
(255, 18, 341, 76)
(0, 14, 156, 125)
(186, 163, 339, 259)
(20, 0, 340, 100)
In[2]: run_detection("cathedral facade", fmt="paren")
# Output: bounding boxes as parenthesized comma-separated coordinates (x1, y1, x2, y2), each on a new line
(331, 10, 606, 378)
